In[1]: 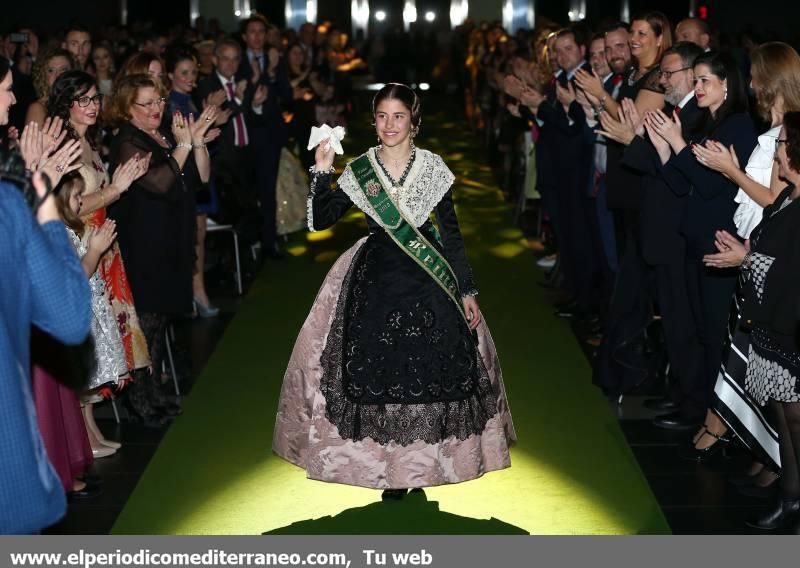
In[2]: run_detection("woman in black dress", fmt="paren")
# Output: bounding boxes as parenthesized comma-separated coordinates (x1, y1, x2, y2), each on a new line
(273, 84, 515, 500)
(701, 112, 800, 530)
(106, 73, 219, 425)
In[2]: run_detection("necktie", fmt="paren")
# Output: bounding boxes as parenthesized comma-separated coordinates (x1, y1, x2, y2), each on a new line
(225, 81, 247, 147)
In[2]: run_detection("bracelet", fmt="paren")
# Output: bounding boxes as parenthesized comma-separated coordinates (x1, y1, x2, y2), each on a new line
(176, 142, 193, 150)
(309, 165, 335, 174)
(192, 142, 207, 149)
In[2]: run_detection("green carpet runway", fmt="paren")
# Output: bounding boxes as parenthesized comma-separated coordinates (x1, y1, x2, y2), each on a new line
(112, 99, 670, 535)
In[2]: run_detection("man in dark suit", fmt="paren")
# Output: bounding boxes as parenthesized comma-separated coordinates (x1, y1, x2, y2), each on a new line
(520, 27, 597, 316)
(196, 37, 267, 242)
(237, 15, 293, 259)
(621, 42, 707, 428)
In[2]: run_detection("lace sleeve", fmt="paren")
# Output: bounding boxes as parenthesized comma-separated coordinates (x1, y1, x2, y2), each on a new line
(640, 67, 665, 94)
(114, 138, 180, 196)
(307, 166, 353, 231)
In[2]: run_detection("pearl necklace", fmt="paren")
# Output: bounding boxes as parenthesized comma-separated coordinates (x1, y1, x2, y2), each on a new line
(375, 144, 416, 198)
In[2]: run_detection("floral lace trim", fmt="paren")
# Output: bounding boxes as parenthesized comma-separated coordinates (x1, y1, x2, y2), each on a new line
(319, 246, 498, 446)
(307, 165, 335, 232)
(337, 148, 456, 229)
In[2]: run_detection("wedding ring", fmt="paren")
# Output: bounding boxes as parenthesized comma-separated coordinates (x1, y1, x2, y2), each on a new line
(205, 116, 211, 122)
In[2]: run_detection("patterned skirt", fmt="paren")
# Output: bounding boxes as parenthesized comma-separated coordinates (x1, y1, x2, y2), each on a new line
(713, 290, 781, 470)
(86, 208, 151, 373)
(273, 236, 516, 489)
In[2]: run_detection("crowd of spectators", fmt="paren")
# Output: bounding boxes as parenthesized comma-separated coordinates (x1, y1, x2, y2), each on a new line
(460, 13, 800, 531)
(0, 14, 366, 534)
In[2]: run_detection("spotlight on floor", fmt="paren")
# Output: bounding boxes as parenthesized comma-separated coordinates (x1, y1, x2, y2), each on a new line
(425, 11, 436, 22)
(375, 10, 387, 22)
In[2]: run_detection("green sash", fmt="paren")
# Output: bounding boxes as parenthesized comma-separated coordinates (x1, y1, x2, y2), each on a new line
(349, 153, 466, 321)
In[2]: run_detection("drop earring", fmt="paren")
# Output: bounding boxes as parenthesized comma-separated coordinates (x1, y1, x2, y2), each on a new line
(723, 88, 728, 101)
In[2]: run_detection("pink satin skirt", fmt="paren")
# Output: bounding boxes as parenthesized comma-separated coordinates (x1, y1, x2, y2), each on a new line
(273, 238, 516, 489)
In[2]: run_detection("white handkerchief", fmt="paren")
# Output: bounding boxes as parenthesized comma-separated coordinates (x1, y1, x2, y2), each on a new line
(307, 125, 346, 155)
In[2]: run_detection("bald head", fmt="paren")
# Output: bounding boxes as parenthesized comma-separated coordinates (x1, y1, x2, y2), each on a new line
(676, 18, 710, 51)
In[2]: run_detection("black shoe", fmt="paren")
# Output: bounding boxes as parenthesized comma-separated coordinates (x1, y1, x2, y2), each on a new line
(679, 429, 732, 462)
(745, 499, 800, 530)
(652, 411, 701, 431)
(381, 489, 408, 501)
(643, 397, 680, 411)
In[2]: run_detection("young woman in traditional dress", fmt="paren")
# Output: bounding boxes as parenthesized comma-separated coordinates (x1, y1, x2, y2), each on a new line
(273, 83, 515, 500)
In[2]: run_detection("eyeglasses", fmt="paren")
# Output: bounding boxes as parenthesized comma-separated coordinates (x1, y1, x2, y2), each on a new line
(658, 66, 692, 80)
(133, 97, 167, 109)
(73, 94, 103, 107)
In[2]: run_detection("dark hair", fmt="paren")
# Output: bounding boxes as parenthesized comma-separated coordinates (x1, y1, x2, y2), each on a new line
(555, 27, 585, 49)
(241, 15, 268, 35)
(0, 57, 9, 86)
(47, 70, 100, 146)
(603, 21, 630, 35)
(165, 44, 198, 74)
(661, 41, 705, 69)
(692, 51, 749, 137)
(783, 111, 800, 173)
(64, 24, 91, 37)
(372, 83, 421, 129)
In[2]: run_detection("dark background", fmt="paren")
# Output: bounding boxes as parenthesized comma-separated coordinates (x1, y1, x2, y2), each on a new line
(4, 0, 799, 45)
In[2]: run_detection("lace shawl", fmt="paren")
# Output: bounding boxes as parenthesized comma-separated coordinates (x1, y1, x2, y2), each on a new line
(337, 147, 456, 228)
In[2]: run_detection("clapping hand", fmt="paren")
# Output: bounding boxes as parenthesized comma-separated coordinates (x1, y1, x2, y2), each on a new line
(111, 153, 151, 194)
(574, 68, 605, 101)
(171, 112, 192, 146)
(189, 106, 221, 145)
(506, 102, 522, 118)
(645, 108, 685, 152)
(703, 230, 749, 268)
(19, 118, 68, 171)
(621, 98, 644, 137)
(597, 110, 635, 146)
(204, 88, 227, 108)
(502, 74, 525, 99)
(253, 84, 268, 106)
(519, 86, 544, 110)
(555, 81, 577, 107)
(38, 138, 83, 187)
(87, 219, 117, 256)
(692, 140, 740, 177)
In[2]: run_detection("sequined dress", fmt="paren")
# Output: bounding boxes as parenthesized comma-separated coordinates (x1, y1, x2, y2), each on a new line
(273, 147, 515, 489)
(66, 228, 128, 389)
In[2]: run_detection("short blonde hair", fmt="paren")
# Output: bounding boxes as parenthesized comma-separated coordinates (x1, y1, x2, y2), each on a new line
(104, 73, 166, 127)
(751, 42, 800, 122)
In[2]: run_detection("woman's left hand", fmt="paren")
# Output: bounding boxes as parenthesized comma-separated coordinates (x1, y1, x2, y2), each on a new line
(702, 230, 749, 268)
(692, 140, 739, 177)
(189, 105, 220, 145)
(462, 296, 482, 331)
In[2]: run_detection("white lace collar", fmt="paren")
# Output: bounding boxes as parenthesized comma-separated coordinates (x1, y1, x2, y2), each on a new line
(336, 147, 455, 228)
